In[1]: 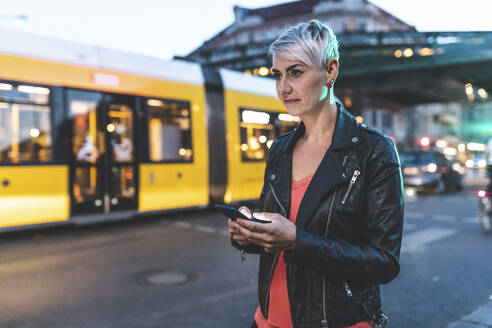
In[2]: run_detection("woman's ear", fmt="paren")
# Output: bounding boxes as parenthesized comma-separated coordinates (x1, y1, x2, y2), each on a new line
(325, 58, 339, 81)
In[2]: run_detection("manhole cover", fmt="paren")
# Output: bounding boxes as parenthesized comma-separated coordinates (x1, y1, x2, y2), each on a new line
(138, 269, 197, 287)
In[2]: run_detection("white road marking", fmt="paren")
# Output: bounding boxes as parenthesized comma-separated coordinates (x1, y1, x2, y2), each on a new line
(401, 228, 457, 253)
(447, 301, 492, 328)
(405, 212, 425, 219)
(194, 225, 217, 233)
(431, 214, 457, 222)
(173, 221, 191, 228)
(463, 217, 479, 224)
(173, 220, 231, 236)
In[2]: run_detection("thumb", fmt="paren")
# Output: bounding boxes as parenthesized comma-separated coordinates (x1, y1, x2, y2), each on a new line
(239, 206, 252, 218)
(253, 212, 284, 222)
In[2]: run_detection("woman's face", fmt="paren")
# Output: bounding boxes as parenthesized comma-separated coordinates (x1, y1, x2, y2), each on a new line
(272, 55, 329, 117)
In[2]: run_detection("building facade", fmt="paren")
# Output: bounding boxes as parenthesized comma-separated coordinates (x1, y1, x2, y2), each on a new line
(183, 0, 415, 73)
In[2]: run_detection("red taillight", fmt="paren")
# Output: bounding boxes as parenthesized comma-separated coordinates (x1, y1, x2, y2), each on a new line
(125, 172, 133, 180)
(478, 190, 487, 198)
(426, 162, 438, 173)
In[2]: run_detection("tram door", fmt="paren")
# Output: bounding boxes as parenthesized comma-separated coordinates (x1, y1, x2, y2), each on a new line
(68, 90, 138, 215)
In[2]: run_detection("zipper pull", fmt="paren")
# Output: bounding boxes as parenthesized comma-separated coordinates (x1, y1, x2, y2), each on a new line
(341, 169, 360, 205)
(241, 249, 246, 264)
(321, 319, 328, 328)
(343, 282, 353, 297)
(350, 170, 360, 183)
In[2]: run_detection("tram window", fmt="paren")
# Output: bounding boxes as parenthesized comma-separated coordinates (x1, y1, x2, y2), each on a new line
(239, 109, 299, 162)
(239, 109, 275, 161)
(67, 90, 103, 164)
(146, 98, 193, 162)
(276, 113, 300, 136)
(0, 82, 52, 164)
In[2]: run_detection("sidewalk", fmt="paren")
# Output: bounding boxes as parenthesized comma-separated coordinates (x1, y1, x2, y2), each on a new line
(446, 301, 492, 328)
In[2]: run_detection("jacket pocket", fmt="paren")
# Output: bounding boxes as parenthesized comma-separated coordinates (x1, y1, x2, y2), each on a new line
(336, 168, 362, 214)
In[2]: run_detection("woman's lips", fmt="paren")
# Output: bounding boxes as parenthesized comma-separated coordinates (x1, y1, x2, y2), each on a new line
(284, 99, 300, 104)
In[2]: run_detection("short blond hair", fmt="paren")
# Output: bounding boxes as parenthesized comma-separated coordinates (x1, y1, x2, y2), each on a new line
(269, 20, 339, 68)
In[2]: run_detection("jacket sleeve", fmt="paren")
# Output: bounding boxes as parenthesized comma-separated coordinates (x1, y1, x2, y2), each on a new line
(284, 137, 404, 284)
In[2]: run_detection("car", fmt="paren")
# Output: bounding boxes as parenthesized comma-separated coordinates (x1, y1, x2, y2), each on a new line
(399, 150, 464, 193)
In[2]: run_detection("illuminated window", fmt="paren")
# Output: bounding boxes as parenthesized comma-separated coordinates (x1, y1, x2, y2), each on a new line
(147, 98, 193, 162)
(0, 81, 52, 164)
(239, 108, 299, 162)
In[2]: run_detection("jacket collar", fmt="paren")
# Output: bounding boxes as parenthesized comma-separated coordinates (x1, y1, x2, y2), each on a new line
(278, 101, 361, 153)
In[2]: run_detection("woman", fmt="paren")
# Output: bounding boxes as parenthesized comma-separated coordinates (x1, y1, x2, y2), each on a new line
(229, 20, 403, 328)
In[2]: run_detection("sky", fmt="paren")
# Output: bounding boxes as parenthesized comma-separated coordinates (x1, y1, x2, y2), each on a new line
(0, 0, 491, 61)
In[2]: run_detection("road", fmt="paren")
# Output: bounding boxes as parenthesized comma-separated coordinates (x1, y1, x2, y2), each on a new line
(0, 189, 491, 328)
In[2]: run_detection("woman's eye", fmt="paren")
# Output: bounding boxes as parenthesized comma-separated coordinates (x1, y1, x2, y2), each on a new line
(291, 70, 302, 77)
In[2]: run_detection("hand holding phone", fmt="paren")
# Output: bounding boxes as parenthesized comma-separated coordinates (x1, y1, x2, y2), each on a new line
(214, 204, 271, 224)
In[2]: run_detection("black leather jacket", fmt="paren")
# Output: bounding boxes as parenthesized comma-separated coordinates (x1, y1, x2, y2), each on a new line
(234, 104, 404, 328)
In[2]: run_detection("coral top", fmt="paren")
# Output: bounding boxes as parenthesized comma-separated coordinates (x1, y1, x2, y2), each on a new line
(254, 173, 372, 328)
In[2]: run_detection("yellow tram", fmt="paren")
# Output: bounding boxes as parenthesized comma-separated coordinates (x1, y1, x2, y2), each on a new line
(0, 28, 298, 231)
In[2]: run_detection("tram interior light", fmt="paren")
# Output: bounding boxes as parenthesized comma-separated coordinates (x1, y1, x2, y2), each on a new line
(355, 116, 363, 123)
(403, 48, 413, 57)
(30, 128, 40, 138)
(248, 136, 261, 150)
(106, 123, 116, 133)
(18, 85, 50, 95)
(0, 83, 13, 90)
(147, 99, 164, 107)
(394, 49, 403, 58)
(258, 135, 267, 143)
(418, 48, 434, 56)
(242, 110, 270, 124)
(278, 113, 300, 122)
(258, 67, 269, 76)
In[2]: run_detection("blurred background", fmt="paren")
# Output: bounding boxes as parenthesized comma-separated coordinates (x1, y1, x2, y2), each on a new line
(1, 1, 492, 327)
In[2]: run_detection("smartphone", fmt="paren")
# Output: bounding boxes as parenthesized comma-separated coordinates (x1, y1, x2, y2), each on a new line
(214, 204, 271, 224)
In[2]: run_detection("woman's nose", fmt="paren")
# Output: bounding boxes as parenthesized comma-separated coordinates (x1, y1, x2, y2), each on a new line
(278, 78, 292, 95)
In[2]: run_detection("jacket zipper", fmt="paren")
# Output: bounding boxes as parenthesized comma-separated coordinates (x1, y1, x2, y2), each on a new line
(321, 192, 337, 328)
(341, 169, 360, 205)
(342, 282, 353, 297)
(264, 181, 287, 317)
